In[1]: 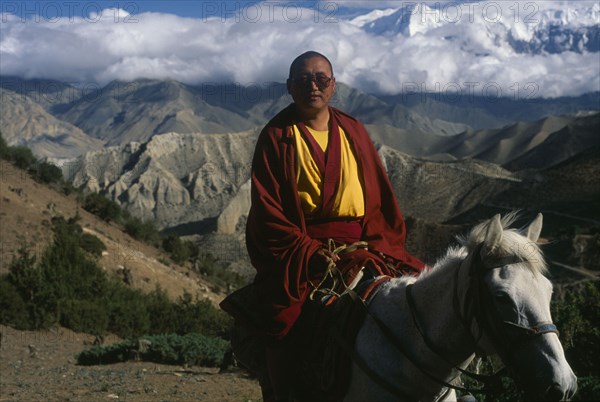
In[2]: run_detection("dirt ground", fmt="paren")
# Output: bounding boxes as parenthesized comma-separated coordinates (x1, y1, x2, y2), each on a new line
(0, 325, 262, 402)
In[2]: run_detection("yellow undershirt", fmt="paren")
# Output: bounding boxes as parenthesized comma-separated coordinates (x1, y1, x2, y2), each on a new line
(293, 124, 365, 218)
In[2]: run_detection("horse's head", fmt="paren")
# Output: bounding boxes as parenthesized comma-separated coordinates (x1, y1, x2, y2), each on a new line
(462, 213, 577, 400)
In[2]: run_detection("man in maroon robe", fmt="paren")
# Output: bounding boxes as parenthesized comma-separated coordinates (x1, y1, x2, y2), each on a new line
(235, 51, 425, 401)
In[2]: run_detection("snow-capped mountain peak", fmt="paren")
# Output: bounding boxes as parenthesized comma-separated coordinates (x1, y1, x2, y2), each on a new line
(348, 1, 599, 55)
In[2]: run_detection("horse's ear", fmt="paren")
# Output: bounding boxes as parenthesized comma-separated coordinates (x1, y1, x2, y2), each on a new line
(526, 213, 543, 243)
(483, 214, 503, 254)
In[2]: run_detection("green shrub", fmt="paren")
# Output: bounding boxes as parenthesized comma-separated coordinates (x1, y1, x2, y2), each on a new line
(174, 292, 232, 338)
(60, 299, 109, 335)
(62, 182, 76, 195)
(77, 333, 229, 367)
(80, 233, 107, 257)
(41, 217, 109, 302)
(83, 192, 122, 223)
(162, 234, 197, 264)
(145, 288, 178, 334)
(9, 145, 37, 169)
(143, 333, 229, 366)
(77, 339, 136, 365)
(0, 276, 30, 329)
(34, 161, 63, 184)
(575, 376, 600, 401)
(7, 245, 57, 329)
(195, 253, 247, 292)
(105, 283, 151, 338)
(124, 216, 160, 246)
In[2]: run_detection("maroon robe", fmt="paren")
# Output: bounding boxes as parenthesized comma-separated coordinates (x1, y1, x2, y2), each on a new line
(246, 103, 425, 339)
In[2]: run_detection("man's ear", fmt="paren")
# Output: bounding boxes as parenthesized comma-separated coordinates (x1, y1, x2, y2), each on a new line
(286, 79, 293, 95)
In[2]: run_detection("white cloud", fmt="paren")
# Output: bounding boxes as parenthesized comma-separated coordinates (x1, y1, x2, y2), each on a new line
(1, 1, 598, 98)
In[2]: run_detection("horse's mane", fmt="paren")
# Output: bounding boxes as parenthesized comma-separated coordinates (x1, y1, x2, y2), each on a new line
(429, 212, 547, 277)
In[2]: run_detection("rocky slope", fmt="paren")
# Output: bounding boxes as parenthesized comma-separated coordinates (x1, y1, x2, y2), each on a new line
(67, 131, 258, 230)
(0, 89, 103, 158)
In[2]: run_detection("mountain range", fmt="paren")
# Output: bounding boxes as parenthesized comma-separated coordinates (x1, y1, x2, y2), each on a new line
(2, 76, 598, 158)
(1, 75, 599, 268)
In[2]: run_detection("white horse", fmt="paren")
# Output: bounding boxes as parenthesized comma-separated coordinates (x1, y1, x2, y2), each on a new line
(345, 213, 577, 401)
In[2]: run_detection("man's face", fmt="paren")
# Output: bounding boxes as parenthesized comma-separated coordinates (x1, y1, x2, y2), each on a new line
(287, 56, 336, 114)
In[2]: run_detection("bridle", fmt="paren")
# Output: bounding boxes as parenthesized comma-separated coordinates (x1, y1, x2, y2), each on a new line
(404, 242, 559, 396)
(462, 243, 559, 352)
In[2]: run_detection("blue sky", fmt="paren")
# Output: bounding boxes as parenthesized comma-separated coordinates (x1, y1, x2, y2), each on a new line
(1, 1, 362, 20)
(1, 1, 599, 97)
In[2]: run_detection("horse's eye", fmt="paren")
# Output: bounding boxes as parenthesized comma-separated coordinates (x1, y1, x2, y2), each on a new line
(494, 292, 512, 305)
(493, 292, 518, 319)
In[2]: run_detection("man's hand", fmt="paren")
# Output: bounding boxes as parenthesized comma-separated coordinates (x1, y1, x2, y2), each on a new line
(315, 247, 340, 264)
(309, 247, 340, 274)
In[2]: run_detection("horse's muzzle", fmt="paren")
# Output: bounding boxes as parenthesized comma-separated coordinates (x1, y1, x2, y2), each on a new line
(527, 375, 578, 401)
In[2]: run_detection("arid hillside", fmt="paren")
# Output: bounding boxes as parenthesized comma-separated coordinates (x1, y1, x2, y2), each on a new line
(0, 159, 224, 304)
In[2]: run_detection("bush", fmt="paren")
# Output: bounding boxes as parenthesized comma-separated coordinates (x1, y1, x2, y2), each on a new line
(80, 233, 107, 257)
(7, 245, 57, 329)
(60, 299, 109, 335)
(195, 253, 247, 292)
(145, 288, 178, 334)
(0, 136, 61, 185)
(83, 192, 122, 223)
(143, 333, 229, 366)
(575, 376, 600, 401)
(0, 276, 30, 329)
(105, 283, 151, 338)
(62, 182, 76, 196)
(77, 339, 136, 365)
(41, 217, 110, 302)
(77, 333, 229, 367)
(124, 216, 160, 246)
(9, 145, 37, 170)
(34, 161, 63, 184)
(162, 234, 197, 264)
(174, 292, 232, 338)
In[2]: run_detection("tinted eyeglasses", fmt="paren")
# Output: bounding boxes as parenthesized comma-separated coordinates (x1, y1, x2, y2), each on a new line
(288, 73, 334, 90)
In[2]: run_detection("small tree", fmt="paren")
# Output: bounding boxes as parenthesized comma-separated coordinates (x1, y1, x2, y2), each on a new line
(7, 244, 57, 329)
(83, 192, 122, 223)
(10, 146, 37, 170)
(80, 233, 107, 257)
(162, 234, 196, 264)
(125, 216, 160, 246)
(35, 161, 63, 184)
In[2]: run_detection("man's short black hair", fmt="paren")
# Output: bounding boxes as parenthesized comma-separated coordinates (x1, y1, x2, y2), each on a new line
(289, 51, 334, 78)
